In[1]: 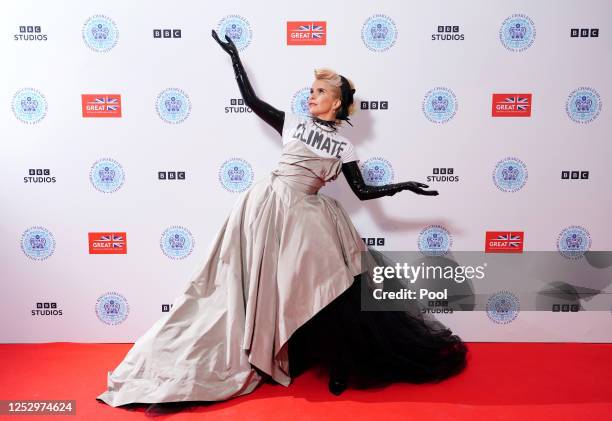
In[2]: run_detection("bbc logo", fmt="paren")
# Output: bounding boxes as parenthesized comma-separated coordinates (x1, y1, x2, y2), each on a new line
(360, 101, 388, 110)
(362, 237, 385, 246)
(20, 26, 41, 33)
(438, 26, 459, 33)
(158, 171, 186, 180)
(153, 29, 182, 38)
(29, 169, 50, 175)
(561, 171, 589, 179)
(552, 304, 580, 312)
(433, 168, 454, 175)
(570, 28, 599, 37)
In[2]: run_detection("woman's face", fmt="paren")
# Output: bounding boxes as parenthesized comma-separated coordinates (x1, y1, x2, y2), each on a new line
(308, 79, 341, 120)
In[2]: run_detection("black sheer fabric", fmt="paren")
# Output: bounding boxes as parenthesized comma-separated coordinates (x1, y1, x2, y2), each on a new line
(288, 248, 469, 390)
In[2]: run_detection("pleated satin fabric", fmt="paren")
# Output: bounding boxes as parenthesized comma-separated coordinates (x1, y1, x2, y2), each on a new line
(96, 140, 369, 406)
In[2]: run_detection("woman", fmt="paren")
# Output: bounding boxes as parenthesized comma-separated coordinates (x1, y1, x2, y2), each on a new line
(95, 30, 467, 412)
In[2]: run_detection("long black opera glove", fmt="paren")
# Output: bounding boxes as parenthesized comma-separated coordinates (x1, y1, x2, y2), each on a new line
(212, 29, 285, 136)
(342, 161, 439, 201)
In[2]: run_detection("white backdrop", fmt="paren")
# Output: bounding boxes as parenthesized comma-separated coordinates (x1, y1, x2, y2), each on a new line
(1, 0, 611, 343)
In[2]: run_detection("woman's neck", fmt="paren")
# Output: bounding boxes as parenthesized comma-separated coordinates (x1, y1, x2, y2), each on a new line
(311, 115, 338, 131)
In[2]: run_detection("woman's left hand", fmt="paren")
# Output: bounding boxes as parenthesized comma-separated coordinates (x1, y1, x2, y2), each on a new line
(397, 181, 439, 196)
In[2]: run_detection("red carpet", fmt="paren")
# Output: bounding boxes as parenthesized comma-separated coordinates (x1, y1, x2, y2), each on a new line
(1, 342, 610, 420)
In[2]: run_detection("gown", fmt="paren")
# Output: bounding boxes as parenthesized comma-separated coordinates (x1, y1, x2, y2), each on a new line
(96, 136, 468, 407)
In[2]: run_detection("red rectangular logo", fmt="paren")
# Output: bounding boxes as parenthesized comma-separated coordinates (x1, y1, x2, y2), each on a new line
(485, 231, 524, 253)
(492, 93, 532, 117)
(82, 94, 122, 117)
(89, 232, 127, 254)
(287, 21, 326, 45)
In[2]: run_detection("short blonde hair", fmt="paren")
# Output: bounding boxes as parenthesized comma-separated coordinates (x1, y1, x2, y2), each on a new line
(314, 68, 356, 124)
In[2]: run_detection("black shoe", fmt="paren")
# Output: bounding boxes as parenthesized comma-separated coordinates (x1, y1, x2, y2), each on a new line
(328, 364, 349, 396)
(144, 402, 194, 417)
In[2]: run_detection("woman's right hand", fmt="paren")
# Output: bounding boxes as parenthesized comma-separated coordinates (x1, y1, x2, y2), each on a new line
(212, 29, 239, 59)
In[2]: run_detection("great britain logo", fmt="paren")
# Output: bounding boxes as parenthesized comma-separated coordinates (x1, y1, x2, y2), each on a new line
(90, 158, 125, 193)
(217, 15, 252, 51)
(219, 158, 254, 192)
(156, 88, 191, 124)
(82, 15, 119, 52)
(492, 157, 528, 192)
(361, 14, 397, 52)
(422, 87, 457, 123)
(565, 87, 601, 124)
(360, 157, 394, 186)
(12, 88, 47, 124)
(21, 226, 55, 261)
(160, 226, 194, 259)
(499, 14, 535, 52)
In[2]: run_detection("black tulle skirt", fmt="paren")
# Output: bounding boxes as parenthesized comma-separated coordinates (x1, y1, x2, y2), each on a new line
(288, 249, 469, 389)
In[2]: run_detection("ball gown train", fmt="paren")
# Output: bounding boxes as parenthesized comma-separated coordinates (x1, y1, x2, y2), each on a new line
(96, 139, 468, 407)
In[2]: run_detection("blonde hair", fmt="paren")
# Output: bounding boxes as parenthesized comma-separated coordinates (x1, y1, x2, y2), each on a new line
(314, 68, 356, 124)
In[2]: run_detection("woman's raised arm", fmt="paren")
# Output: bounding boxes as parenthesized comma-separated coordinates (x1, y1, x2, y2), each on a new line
(341, 161, 438, 201)
(212, 30, 285, 136)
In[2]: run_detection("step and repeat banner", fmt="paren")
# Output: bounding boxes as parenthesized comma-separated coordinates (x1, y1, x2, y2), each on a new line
(1, 0, 611, 343)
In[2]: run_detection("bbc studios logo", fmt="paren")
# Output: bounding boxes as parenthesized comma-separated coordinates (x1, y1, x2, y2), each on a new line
(15, 26, 47, 41)
(24, 169, 56, 183)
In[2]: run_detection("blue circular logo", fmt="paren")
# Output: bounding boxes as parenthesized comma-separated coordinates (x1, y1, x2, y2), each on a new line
(486, 290, 520, 324)
(499, 14, 535, 52)
(218, 15, 252, 51)
(90, 158, 125, 193)
(219, 158, 254, 192)
(566, 87, 601, 124)
(160, 226, 194, 259)
(95, 292, 129, 325)
(418, 225, 452, 256)
(21, 226, 55, 261)
(156, 88, 191, 124)
(291, 87, 311, 117)
(493, 157, 528, 192)
(360, 157, 394, 186)
(12, 88, 47, 124)
(82, 15, 119, 52)
(361, 14, 397, 52)
(557, 225, 591, 260)
(422, 87, 457, 124)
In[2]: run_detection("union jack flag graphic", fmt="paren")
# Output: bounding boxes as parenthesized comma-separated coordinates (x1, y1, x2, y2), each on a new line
(500, 96, 530, 111)
(295, 23, 325, 39)
(89, 96, 119, 111)
(494, 233, 522, 248)
(99, 234, 125, 248)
